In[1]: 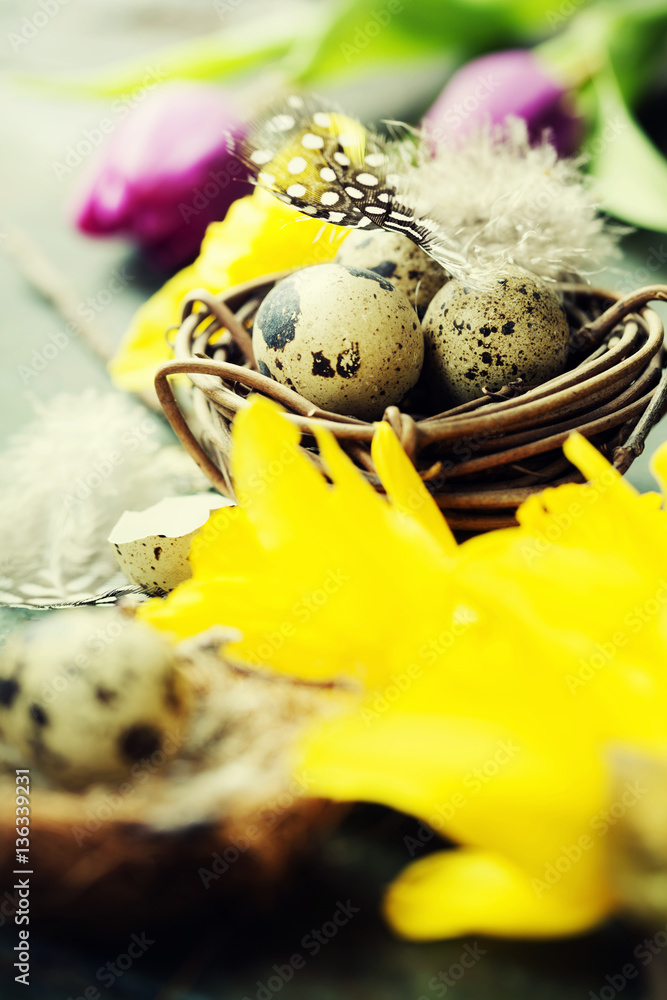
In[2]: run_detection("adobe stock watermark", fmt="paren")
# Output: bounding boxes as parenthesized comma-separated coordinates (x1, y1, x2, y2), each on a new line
(39, 617, 130, 705)
(519, 463, 622, 567)
(51, 68, 165, 180)
(428, 75, 500, 136)
(71, 730, 185, 846)
(178, 158, 246, 226)
(239, 567, 350, 668)
(17, 265, 134, 385)
(8, 0, 70, 53)
(60, 414, 159, 509)
(546, 0, 587, 29)
(360, 606, 477, 727)
(241, 900, 360, 1000)
(340, 0, 411, 62)
(589, 922, 667, 1000)
(587, 116, 627, 159)
(531, 780, 647, 897)
(198, 772, 314, 888)
(615, 243, 667, 295)
(213, 0, 245, 20)
(66, 933, 155, 999)
(404, 739, 520, 857)
(383, 428, 494, 521)
(566, 580, 667, 694)
(218, 438, 301, 503)
(418, 942, 487, 998)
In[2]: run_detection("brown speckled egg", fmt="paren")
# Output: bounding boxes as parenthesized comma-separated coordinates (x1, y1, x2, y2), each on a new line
(0, 609, 191, 790)
(335, 229, 448, 318)
(422, 270, 570, 407)
(253, 263, 424, 421)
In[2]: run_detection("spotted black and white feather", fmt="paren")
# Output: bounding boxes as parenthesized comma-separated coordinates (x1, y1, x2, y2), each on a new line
(239, 94, 472, 282)
(3, 585, 144, 611)
(238, 96, 621, 289)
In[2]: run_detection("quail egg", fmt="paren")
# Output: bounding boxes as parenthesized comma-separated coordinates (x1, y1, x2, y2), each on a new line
(0, 609, 191, 790)
(336, 229, 448, 318)
(253, 263, 424, 421)
(422, 269, 570, 407)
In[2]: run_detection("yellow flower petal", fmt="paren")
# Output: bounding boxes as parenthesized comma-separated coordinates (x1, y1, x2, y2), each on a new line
(384, 849, 614, 940)
(232, 396, 329, 548)
(301, 713, 516, 822)
(371, 420, 457, 555)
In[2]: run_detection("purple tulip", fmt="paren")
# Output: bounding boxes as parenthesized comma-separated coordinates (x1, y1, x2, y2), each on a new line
(73, 82, 252, 270)
(422, 49, 583, 157)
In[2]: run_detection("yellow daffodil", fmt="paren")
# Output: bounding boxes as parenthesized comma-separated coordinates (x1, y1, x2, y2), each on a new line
(140, 396, 458, 688)
(108, 188, 345, 392)
(140, 397, 667, 940)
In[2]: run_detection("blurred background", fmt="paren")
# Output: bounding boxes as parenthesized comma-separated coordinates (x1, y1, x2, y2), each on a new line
(2, 0, 667, 996)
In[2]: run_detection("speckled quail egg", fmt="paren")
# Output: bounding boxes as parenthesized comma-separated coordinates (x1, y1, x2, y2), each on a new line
(335, 229, 449, 318)
(422, 269, 570, 407)
(253, 263, 424, 421)
(0, 609, 191, 790)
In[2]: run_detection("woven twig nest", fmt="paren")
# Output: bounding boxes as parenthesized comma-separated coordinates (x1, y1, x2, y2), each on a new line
(155, 273, 667, 532)
(0, 636, 343, 927)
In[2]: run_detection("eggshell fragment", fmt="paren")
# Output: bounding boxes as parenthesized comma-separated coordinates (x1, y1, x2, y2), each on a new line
(109, 494, 233, 595)
(253, 263, 425, 421)
(422, 269, 570, 407)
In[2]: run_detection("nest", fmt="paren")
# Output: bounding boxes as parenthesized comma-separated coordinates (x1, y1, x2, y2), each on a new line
(0, 642, 346, 927)
(155, 273, 667, 532)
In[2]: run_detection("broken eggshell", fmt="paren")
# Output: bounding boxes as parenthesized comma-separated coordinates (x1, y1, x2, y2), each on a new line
(109, 494, 234, 595)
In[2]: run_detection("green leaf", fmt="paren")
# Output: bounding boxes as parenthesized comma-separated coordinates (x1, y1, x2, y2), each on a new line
(588, 62, 667, 231)
(292, 0, 588, 86)
(539, 1, 667, 100)
(604, 0, 667, 105)
(291, 3, 447, 86)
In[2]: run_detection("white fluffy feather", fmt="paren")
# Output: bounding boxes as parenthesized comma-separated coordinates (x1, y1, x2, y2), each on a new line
(0, 391, 207, 605)
(405, 118, 622, 284)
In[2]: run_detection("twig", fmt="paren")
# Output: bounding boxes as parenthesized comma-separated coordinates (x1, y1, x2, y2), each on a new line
(613, 353, 667, 472)
(578, 284, 667, 347)
(4, 225, 162, 413)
